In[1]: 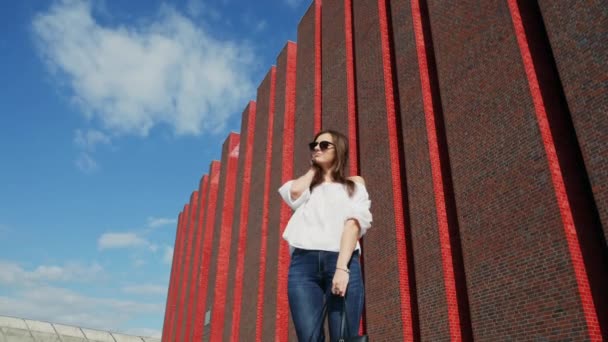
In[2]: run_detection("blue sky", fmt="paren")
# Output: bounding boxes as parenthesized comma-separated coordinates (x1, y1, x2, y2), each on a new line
(0, 0, 308, 337)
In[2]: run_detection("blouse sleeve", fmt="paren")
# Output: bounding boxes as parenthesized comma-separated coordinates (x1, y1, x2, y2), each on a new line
(345, 183, 373, 237)
(278, 180, 310, 210)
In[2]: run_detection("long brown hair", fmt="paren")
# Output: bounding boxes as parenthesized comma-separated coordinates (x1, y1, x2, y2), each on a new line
(310, 130, 356, 197)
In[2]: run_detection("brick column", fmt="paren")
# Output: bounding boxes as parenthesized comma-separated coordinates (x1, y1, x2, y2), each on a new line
(226, 102, 257, 342)
(239, 67, 276, 341)
(162, 211, 183, 342)
(353, 1, 417, 340)
(209, 133, 241, 341)
(192, 161, 221, 342)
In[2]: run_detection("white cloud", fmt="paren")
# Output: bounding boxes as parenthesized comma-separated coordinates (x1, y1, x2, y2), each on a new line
(98, 232, 160, 254)
(146, 217, 176, 228)
(122, 284, 167, 296)
(0, 260, 104, 286)
(162, 246, 173, 265)
(73, 129, 111, 173)
(98, 232, 148, 250)
(32, 0, 256, 137)
(98, 217, 175, 257)
(0, 285, 163, 334)
(74, 129, 111, 151)
(75, 152, 98, 173)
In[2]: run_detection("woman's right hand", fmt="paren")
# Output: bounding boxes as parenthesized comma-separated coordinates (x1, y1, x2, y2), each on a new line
(290, 164, 317, 197)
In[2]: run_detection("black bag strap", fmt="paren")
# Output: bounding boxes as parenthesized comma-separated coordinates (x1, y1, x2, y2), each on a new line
(309, 296, 353, 341)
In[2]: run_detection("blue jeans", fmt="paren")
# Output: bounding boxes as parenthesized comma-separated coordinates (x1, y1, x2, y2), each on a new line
(288, 248, 364, 342)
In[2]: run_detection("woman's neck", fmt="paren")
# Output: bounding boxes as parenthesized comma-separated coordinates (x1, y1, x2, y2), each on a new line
(321, 169, 333, 183)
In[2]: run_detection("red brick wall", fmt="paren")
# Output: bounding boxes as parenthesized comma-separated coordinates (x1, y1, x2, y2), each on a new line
(353, 1, 416, 340)
(321, 0, 348, 133)
(191, 161, 220, 342)
(162, 211, 182, 342)
(537, 1, 608, 243)
(222, 103, 255, 342)
(170, 203, 189, 341)
(162, 1, 607, 341)
(209, 133, 240, 341)
(177, 191, 198, 341)
(185, 175, 208, 341)
(202, 157, 230, 342)
(237, 67, 276, 341)
(265, 42, 297, 342)
(294, 2, 321, 178)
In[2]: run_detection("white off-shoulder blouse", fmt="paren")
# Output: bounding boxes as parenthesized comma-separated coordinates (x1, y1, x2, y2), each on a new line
(278, 180, 373, 253)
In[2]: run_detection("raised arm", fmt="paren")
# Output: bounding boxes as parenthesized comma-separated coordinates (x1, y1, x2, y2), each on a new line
(289, 167, 316, 201)
(278, 166, 317, 210)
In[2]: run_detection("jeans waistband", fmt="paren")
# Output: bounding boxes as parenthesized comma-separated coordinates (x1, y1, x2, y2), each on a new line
(293, 248, 360, 257)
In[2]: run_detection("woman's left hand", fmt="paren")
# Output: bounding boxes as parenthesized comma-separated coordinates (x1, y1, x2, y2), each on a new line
(332, 269, 350, 297)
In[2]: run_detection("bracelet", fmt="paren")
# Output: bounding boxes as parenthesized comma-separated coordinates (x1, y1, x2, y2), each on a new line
(336, 267, 350, 274)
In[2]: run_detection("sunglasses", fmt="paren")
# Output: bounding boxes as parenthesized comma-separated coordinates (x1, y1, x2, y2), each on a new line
(308, 140, 335, 151)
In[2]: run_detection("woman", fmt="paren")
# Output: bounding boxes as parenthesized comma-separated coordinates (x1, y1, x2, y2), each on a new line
(278, 130, 372, 341)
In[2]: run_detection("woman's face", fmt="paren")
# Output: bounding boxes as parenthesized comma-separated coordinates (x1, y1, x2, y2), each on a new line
(311, 133, 336, 168)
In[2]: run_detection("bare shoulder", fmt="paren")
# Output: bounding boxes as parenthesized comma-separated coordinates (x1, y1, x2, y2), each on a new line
(348, 175, 366, 185)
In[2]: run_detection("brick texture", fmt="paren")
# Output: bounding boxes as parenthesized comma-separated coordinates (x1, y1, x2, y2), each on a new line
(192, 161, 220, 342)
(322, 0, 348, 134)
(171, 203, 190, 342)
(162, 211, 182, 342)
(177, 191, 198, 341)
(224, 102, 256, 342)
(186, 175, 208, 341)
(507, 1, 607, 339)
(209, 133, 240, 341)
(537, 1, 608, 244)
(255, 67, 277, 342)
(265, 42, 297, 342)
(390, 0, 452, 339)
(238, 67, 275, 341)
(353, 1, 416, 340)
(201, 160, 230, 342)
(162, 1, 607, 340)
(427, 0, 592, 339)
(294, 1, 321, 177)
